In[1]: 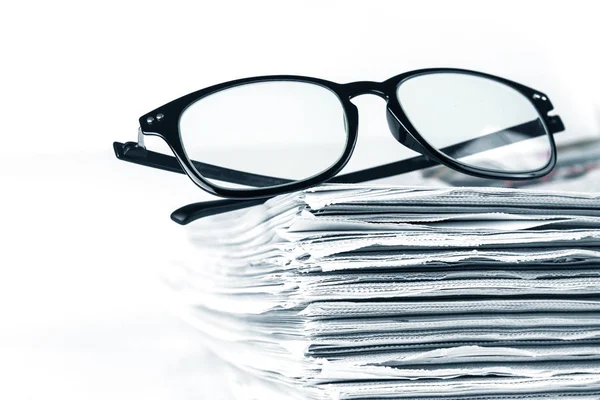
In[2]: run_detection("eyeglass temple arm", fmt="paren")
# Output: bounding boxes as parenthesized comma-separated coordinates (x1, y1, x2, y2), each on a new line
(115, 116, 564, 187)
(170, 116, 564, 225)
(114, 116, 563, 225)
(168, 151, 440, 224)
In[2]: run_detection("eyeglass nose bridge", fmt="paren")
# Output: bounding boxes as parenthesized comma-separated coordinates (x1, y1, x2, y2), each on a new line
(343, 80, 430, 157)
(344, 81, 389, 100)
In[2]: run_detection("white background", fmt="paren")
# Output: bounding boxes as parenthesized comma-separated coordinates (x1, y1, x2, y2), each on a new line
(1, 1, 599, 398)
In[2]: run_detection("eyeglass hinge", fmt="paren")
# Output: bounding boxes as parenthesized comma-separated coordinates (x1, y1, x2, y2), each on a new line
(137, 126, 146, 150)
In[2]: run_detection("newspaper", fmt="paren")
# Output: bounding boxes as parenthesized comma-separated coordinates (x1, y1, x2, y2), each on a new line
(167, 185, 600, 399)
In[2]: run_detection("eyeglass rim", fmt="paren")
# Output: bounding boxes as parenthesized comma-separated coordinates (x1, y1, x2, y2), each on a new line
(137, 68, 559, 199)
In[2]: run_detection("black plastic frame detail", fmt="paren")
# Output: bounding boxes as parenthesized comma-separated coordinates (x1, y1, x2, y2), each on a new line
(113, 68, 565, 225)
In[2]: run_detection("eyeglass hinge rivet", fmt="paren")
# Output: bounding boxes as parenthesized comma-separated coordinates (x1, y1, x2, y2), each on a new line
(156, 113, 164, 121)
(146, 116, 155, 124)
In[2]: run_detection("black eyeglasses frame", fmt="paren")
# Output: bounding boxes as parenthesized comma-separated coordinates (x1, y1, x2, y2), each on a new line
(116, 68, 562, 200)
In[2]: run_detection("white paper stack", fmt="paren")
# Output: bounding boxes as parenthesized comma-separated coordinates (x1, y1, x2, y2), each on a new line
(166, 185, 600, 399)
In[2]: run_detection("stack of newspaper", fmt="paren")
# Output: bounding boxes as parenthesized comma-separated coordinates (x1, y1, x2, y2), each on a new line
(167, 185, 600, 399)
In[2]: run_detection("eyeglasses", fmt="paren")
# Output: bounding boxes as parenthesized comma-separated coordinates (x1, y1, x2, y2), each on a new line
(114, 68, 564, 224)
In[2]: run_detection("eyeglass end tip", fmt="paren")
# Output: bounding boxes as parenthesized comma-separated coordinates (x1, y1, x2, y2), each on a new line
(113, 142, 125, 159)
(170, 210, 190, 225)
